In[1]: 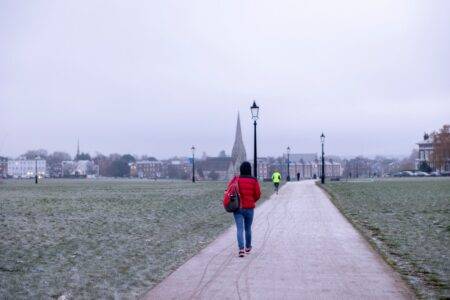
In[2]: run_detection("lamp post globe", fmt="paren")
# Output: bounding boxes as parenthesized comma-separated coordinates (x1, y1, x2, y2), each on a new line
(250, 101, 259, 178)
(191, 146, 196, 183)
(320, 133, 325, 184)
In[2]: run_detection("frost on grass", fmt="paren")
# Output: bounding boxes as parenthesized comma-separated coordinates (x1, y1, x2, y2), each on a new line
(323, 178, 450, 299)
(0, 179, 275, 299)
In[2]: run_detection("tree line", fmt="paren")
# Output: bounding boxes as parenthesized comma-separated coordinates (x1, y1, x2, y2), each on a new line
(13, 150, 156, 178)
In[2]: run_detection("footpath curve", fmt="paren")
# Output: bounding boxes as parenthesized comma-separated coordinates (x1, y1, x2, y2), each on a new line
(145, 180, 414, 300)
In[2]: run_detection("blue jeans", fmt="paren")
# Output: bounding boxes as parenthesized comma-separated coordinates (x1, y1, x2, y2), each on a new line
(233, 208, 254, 250)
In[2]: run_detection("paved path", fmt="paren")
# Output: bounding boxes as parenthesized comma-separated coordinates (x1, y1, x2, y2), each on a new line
(145, 180, 414, 300)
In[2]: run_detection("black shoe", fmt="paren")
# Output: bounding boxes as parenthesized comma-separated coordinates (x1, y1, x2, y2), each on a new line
(238, 250, 245, 257)
(245, 247, 252, 254)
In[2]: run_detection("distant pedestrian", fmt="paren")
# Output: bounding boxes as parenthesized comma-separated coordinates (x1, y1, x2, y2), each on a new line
(272, 170, 281, 194)
(296, 172, 300, 181)
(227, 161, 261, 257)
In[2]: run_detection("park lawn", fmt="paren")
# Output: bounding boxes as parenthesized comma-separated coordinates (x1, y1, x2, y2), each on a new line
(321, 178, 450, 299)
(0, 179, 275, 299)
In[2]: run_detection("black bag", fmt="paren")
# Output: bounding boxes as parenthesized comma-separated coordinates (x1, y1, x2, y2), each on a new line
(223, 177, 240, 213)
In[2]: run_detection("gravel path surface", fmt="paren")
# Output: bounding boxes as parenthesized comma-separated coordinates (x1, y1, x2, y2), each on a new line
(145, 180, 414, 299)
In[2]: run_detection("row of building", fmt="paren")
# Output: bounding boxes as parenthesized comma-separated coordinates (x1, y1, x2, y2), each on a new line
(0, 158, 100, 179)
(127, 155, 342, 181)
(128, 114, 342, 180)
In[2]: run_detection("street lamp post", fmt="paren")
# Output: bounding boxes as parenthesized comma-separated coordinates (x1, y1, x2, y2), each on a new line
(286, 146, 291, 181)
(191, 146, 196, 183)
(250, 101, 259, 178)
(35, 156, 39, 184)
(321, 133, 325, 184)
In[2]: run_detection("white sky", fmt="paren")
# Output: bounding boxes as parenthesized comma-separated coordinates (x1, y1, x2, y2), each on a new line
(1, 0, 449, 159)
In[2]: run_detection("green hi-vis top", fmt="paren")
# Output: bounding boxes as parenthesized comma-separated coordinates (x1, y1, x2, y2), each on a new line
(272, 172, 281, 183)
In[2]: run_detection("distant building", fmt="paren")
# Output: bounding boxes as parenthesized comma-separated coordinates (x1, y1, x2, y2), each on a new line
(416, 133, 434, 170)
(7, 158, 46, 178)
(283, 153, 316, 179)
(196, 113, 248, 181)
(136, 160, 163, 179)
(130, 162, 138, 177)
(289, 153, 318, 163)
(198, 157, 233, 181)
(163, 158, 191, 179)
(316, 160, 342, 178)
(47, 163, 63, 178)
(62, 160, 99, 177)
(256, 158, 270, 180)
(283, 153, 342, 179)
(0, 157, 8, 178)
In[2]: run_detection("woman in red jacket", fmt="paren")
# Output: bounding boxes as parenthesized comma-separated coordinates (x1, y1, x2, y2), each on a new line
(229, 161, 261, 257)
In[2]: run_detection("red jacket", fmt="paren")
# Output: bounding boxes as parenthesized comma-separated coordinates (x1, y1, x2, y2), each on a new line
(228, 175, 261, 209)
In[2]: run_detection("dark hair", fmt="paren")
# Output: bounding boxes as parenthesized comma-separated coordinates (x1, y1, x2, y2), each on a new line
(240, 161, 252, 176)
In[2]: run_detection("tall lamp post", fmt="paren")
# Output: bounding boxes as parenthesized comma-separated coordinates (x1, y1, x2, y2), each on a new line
(321, 133, 325, 184)
(250, 101, 259, 178)
(286, 146, 291, 181)
(191, 146, 196, 183)
(35, 156, 39, 184)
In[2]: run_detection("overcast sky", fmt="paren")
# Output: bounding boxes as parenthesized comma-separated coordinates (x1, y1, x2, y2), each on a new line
(1, 0, 449, 159)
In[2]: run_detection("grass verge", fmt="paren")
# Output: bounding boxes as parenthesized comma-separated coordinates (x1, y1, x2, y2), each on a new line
(318, 178, 450, 299)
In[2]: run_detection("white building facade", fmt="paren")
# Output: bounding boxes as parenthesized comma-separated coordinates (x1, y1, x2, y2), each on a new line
(136, 160, 163, 178)
(416, 133, 434, 170)
(7, 159, 46, 178)
(62, 160, 99, 177)
(284, 153, 342, 179)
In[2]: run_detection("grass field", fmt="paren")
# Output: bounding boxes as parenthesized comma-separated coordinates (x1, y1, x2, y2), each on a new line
(0, 179, 276, 299)
(321, 178, 450, 299)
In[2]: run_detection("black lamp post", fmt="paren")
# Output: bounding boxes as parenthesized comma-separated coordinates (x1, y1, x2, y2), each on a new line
(321, 133, 325, 184)
(286, 146, 291, 181)
(250, 101, 259, 178)
(191, 146, 196, 183)
(35, 156, 39, 184)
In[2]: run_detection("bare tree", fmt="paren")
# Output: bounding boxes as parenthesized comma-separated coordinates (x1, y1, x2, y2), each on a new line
(399, 149, 418, 171)
(430, 124, 450, 171)
(21, 149, 48, 160)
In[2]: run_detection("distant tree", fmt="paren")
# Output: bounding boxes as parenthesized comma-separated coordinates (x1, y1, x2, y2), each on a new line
(110, 159, 130, 177)
(418, 161, 432, 173)
(343, 156, 372, 178)
(208, 170, 220, 181)
(167, 164, 188, 179)
(109, 153, 122, 161)
(47, 151, 71, 163)
(196, 165, 204, 179)
(141, 155, 157, 161)
(93, 153, 110, 177)
(121, 154, 136, 163)
(430, 124, 450, 171)
(218, 150, 227, 157)
(399, 149, 418, 171)
(75, 152, 91, 161)
(22, 149, 48, 160)
(167, 165, 179, 179)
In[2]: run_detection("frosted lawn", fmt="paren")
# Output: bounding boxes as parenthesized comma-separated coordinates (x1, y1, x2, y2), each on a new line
(0, 179, 275, 299)
(322, 178, 450, 299)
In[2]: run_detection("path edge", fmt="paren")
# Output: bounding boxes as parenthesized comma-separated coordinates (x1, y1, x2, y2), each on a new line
(316, 181, 418, 299)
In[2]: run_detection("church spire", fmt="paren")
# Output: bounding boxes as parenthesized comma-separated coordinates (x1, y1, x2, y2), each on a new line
(231, 112, 247, 166)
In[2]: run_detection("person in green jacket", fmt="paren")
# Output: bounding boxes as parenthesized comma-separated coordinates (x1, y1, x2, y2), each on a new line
(272, 171, 282, 194)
